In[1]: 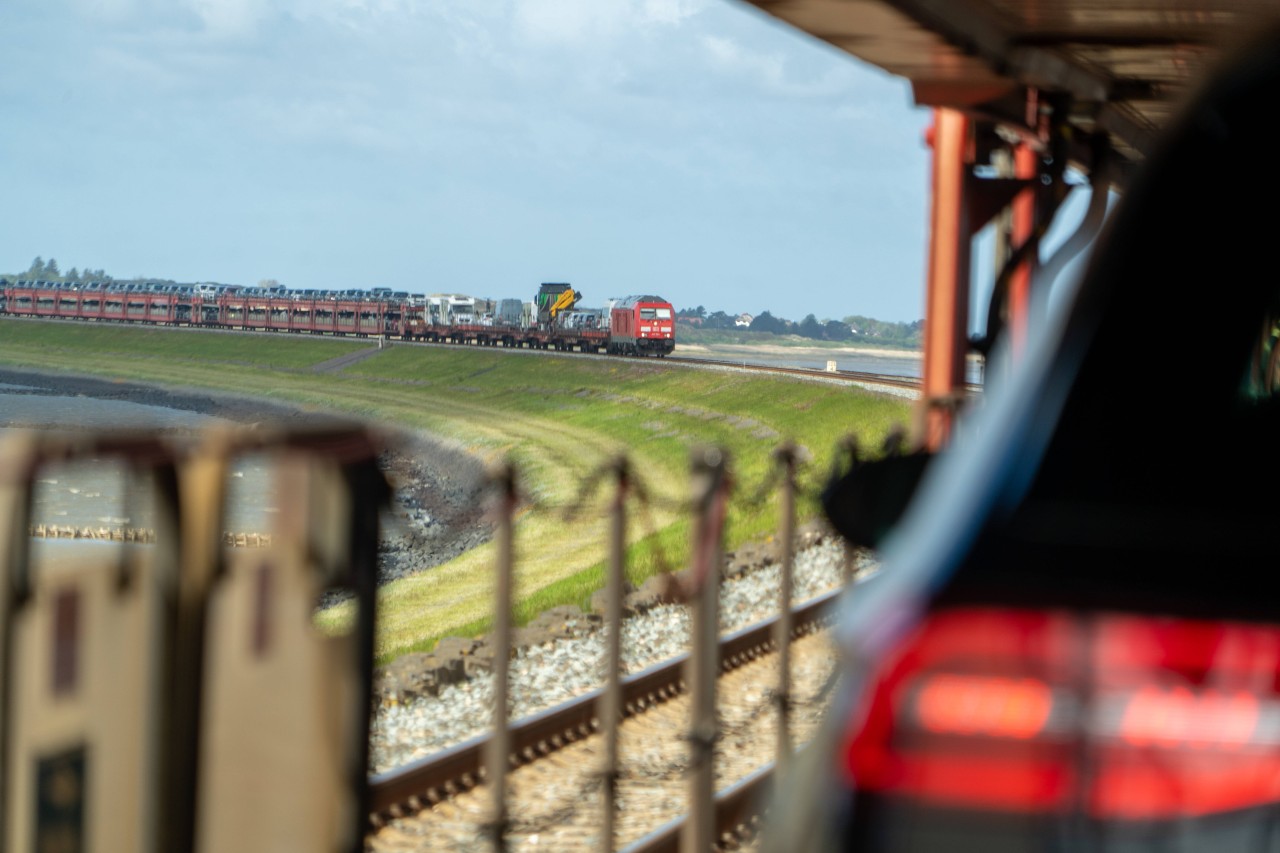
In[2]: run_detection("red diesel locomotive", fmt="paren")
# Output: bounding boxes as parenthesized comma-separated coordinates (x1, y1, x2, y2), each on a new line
(608, 295, 676, 357)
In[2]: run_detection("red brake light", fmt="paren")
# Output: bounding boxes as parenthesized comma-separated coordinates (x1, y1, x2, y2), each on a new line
(916, 674, 1054, 739)
(1113, 686, 1260, 747)
(842, 608, 1280, 820)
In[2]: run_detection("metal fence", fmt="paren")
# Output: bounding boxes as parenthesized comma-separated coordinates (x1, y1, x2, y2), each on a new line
(2, 425, 872, 852)
(471, 441, 864, 853)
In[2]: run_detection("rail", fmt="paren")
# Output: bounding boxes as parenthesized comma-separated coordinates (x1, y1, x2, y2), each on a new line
(367, 589, 839, 819)
(665, 354, 922, 389)
(4, 421, 892, 851)
(365, 438, 879, 852)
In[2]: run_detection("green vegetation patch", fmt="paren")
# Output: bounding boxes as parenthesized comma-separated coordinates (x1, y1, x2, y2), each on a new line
(0, 320, 913, 662)
(0, 318, 366, 369)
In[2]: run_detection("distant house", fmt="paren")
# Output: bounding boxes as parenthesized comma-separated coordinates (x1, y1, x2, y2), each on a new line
(735, 313, 754, 328)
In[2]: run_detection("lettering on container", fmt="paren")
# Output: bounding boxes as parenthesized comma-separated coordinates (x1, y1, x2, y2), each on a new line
(52, 588, 80, 698)
(253, 562, 273, 658)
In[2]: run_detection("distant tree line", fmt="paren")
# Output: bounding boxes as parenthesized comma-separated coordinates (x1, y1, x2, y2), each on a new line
(16, 256, 114, 284)
(11, 256, 190, 288)
(676, 304, 923, 348)
(11, 258, 285, 292)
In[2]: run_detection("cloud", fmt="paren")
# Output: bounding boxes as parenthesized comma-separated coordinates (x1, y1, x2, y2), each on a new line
(280, 0, 427, 35)
(72, 0, 141, 20)
(701, 34, 858, 98)
(512, 0, 703, 45)
(186, 0, 263, 36)
(637, 0, 702, 26)
(68, 0, 265, 36)
(232, 84, 408, 155)
(71, 0, 418, 39)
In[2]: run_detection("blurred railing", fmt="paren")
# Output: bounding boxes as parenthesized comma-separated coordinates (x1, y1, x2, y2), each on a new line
(3, 424, 884, 852)
(467, 439, 869, 853)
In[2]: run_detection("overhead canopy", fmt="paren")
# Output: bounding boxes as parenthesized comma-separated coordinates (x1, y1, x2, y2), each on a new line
(742, 0, 1270, 171)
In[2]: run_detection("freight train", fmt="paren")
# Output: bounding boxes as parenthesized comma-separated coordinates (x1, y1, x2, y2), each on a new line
(0, 279, 677, 356)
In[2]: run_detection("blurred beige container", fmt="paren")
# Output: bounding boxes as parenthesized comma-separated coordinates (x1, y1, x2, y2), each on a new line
(0, 429, 179, 853)
(0, 427, 385, 853)
(196, 453, 364, 853)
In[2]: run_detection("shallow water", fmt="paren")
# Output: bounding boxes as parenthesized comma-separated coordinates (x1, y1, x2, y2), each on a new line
(0, 391, 219, 431)
(689, 344, 983, 384)
(1, 391, 273, 532)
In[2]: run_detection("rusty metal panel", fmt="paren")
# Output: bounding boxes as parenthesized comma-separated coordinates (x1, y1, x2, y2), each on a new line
(920, 108, 973, 449)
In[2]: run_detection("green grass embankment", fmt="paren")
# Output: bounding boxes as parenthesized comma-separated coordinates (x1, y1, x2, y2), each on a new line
(0, 318, 912, 662)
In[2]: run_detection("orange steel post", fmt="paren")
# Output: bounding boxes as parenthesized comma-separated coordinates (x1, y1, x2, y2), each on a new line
(920, 108, 972, 450)
(1007, 142, 1038, 358)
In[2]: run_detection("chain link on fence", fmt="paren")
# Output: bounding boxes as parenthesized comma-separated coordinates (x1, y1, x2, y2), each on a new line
(468, 431, 886, 851)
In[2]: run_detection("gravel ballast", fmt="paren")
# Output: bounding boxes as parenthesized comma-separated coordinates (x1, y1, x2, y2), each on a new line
(370, 536, 875, 773)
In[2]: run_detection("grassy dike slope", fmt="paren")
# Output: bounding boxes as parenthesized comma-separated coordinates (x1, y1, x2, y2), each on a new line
(0, 319, 912, 661)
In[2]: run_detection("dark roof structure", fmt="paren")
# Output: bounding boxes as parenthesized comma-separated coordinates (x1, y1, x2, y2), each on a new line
(741, 0, 1272, 177)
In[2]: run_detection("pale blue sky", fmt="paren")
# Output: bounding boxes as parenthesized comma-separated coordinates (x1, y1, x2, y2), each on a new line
(2, 0, 946, 322)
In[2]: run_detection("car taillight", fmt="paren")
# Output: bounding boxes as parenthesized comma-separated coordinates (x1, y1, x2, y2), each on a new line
(842, 608, 1280, 820)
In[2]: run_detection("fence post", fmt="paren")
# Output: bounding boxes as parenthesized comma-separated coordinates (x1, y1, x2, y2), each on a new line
(0, 432, 36, 852)
(166, 437, 229, 853)
(601, 455, 628, 853)
(487, 462, 517, 853)
(773, 443, 796, 788)
(837, 435, 859, 593)
(686, 447, 728, 853)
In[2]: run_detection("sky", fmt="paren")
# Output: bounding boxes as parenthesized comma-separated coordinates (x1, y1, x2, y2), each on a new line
(1, 0, 942, 323)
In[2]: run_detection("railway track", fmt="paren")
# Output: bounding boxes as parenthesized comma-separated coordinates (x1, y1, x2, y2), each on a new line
(665, 354, 926, 391)
(665, 354, 989, 398)
(394, 336, 937, 394)
(367, 588, 843, 851)
(1, 313, 949, 395)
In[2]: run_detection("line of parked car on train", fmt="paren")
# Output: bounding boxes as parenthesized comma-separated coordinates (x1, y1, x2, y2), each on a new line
(6, 279, 416, 303)
(0, 278, 678, 356)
